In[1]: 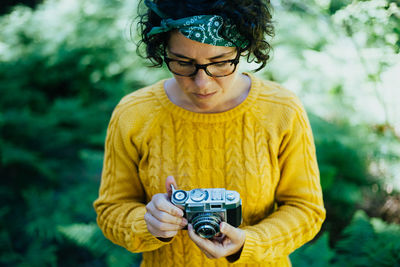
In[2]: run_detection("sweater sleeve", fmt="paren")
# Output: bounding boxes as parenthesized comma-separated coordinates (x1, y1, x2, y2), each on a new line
(233, 103, 326, 264)
(93, 104, 172, 253)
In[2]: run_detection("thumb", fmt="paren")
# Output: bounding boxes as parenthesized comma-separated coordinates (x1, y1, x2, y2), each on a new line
(165, 175, 178, 198)
(220, 222, 244, 244)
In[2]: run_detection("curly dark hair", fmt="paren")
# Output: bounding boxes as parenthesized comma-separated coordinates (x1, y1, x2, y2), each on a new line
(135, 0, 274, 71)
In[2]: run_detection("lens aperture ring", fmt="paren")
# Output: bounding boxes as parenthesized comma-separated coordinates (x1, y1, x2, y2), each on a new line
(191, 213, 222, 239)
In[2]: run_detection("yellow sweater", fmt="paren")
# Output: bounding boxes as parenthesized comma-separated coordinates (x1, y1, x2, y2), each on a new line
(94, 73, 325, 267)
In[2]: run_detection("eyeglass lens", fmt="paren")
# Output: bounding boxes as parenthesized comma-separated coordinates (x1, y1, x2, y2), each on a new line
(168, 61, 236, 77)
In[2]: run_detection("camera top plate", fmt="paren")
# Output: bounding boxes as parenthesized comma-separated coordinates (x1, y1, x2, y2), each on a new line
(190, 189, 208, 202)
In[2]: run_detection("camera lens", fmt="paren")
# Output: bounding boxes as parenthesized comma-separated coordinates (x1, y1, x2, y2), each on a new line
(191, 213, 222, 239)
(197, 224, 217, 238)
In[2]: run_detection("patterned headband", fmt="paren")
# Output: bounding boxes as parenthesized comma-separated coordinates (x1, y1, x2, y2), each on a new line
(144, 0, 248, 48)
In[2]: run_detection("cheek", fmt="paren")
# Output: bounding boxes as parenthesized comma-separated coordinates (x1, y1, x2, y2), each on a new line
(173, 76, 190, 90)
(217, 77, 235, 92)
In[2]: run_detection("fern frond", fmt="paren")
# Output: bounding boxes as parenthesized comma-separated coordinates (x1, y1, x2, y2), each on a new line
(333, 210, 400, 267)
(58, 223, 141, 267)
(290, 233, 334, 266)
(57, 223, 98, 248)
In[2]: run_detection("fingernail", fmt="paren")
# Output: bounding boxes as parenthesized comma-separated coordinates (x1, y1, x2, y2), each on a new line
(220, 222, 225, 232)
(181, 218, 188, 226)
(175, 209, 183, 216)
(188, 224, 193, 231)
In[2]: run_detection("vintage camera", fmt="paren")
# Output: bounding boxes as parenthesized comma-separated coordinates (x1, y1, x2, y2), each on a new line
(171, 185, 242, 239)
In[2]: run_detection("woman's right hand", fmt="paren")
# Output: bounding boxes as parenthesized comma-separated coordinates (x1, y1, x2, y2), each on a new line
(144, 176, 187, 239)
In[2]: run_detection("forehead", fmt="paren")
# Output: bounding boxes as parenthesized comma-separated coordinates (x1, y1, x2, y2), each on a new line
(167, 30, 236, 59)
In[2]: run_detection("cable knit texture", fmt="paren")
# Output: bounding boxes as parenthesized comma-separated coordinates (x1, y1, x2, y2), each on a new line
(94, 73, 326, 267)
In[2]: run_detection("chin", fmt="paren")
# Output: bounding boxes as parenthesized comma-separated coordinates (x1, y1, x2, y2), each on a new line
(193, 103, 218, 113)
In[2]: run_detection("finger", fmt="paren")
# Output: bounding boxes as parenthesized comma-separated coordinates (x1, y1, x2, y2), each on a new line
(211, 233, 226, 243)
(222, 237, 231, 246)
(145, 212, 183, 232)
(145, 213, 167, 237)
(151, 193, 184, 217)
(165, 175, 178, 198)
(220, 222, 245, 244)
(146, 199, 185, 225)
(147, 222, 178, 239)
(187, 224, 219, 257)
(152, 208, 187, 227)
(202, 249, 216, 259)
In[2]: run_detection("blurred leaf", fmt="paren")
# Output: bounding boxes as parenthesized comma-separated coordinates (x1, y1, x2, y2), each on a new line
(333, 210, 400, 266)
(58, 223, 141, 267)
(290, 233, 334, 266)
(319, 165, 336, 190)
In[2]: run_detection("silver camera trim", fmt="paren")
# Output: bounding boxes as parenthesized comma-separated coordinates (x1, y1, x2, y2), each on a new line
(170, 185, 242, 238)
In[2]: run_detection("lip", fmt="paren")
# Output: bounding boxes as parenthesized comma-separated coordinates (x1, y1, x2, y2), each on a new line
(194, 92, 217, 99)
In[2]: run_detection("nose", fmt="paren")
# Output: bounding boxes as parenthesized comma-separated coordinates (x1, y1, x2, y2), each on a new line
(193, 69, 212, 91)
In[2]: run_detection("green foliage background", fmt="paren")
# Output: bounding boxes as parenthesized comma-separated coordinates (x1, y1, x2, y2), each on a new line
(0, 0, 399, 266)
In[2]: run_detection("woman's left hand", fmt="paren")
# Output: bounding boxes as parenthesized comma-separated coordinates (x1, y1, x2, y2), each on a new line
(188, 222, 245, 259)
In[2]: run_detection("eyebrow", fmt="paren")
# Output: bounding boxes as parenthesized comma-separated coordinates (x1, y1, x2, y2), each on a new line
(168, 50, 236, 60)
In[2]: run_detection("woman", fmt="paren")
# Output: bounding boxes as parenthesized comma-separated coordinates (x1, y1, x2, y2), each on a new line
(93, 0, 326, 266)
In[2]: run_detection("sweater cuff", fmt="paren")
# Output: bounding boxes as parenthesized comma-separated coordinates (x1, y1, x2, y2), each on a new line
(231, 228, 259, 264)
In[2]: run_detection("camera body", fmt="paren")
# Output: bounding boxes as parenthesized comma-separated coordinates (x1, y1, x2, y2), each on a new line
(171, 185, 242, 239)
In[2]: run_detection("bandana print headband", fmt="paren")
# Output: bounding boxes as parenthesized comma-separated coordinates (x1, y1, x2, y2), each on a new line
(144, 0, 248, 48)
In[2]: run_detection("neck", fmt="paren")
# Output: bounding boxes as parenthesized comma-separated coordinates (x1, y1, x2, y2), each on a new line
(165, 73, 251, 113)
(220, 74, 250, 111)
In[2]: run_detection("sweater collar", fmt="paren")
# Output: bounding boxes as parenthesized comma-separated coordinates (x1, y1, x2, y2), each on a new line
(154, 72, 261, 123)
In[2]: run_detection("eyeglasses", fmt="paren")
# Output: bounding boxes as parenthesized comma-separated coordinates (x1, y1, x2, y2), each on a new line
(164, 49, 240, 77)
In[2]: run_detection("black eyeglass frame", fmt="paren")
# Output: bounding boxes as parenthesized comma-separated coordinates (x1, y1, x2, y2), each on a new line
(163, 48, 241, 78)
